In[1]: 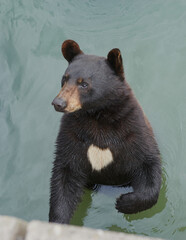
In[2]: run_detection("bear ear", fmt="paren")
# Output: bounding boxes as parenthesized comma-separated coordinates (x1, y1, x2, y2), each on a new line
(61, 40, 83, 63)
(107, 48, 124, 80)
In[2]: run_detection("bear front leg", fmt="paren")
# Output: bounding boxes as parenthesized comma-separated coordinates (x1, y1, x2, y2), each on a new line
(49, 163, 86, 224)
(116, 161, 161, 214)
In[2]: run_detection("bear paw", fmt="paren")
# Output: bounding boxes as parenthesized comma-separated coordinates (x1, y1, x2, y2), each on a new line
(115, 193, 138, 214)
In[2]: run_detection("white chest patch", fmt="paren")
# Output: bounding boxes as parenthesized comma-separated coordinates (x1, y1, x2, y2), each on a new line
(87, 144, 113, 171)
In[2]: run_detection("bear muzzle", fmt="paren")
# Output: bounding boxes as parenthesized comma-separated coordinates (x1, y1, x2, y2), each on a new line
(52, 97, 67, 112)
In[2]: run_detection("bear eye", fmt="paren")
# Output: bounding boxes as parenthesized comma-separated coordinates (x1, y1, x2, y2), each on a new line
(61, 74, 69, 87)
(80, 82, 88, 88)
(77, 78, 88, 89)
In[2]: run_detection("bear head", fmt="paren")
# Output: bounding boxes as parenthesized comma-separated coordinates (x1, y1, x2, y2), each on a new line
(52, 40, 126, 113)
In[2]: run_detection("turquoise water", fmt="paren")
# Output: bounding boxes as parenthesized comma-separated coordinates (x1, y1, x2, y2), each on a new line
(0, 0, 186, 239)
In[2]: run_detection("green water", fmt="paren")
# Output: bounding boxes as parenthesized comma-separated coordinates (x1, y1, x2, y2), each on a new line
(0, 0, 186, 239)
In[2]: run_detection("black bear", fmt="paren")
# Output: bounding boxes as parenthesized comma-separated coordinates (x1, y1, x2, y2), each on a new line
(49, 40, 161, 224)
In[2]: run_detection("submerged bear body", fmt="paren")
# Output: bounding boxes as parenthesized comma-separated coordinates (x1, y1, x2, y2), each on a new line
(49, 40, 161, 224)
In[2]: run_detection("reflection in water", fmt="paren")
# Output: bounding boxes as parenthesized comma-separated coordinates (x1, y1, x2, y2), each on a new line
(72, 171, 167, 236)
(70, 189, 92, 226)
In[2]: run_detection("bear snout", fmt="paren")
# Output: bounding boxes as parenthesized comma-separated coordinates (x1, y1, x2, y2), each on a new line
(52, 97, 67, 112)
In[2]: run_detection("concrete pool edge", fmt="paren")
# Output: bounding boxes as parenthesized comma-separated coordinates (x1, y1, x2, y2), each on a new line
(0, 215, 165, 240)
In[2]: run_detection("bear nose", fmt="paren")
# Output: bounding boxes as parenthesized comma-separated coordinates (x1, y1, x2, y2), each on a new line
(52, 97, 67, 112)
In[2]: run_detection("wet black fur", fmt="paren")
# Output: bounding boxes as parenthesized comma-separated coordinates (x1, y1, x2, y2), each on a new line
(49, 47, 161, 224)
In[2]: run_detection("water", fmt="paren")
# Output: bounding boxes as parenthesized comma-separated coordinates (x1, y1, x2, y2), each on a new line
(0, 0, 186, 239)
